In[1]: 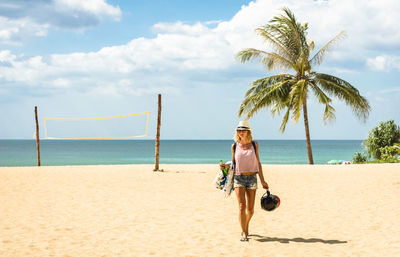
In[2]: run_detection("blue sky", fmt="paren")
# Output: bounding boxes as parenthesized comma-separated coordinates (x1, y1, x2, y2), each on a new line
(0, 0, 399, 140)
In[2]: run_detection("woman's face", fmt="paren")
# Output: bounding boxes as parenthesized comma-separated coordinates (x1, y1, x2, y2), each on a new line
(237, 130, 248, 138)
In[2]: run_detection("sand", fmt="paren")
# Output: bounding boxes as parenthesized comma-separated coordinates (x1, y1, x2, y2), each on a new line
(0, 163, 399, 257)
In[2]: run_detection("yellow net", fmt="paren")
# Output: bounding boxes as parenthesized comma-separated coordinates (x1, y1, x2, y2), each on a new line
(44, 112, 150, 140)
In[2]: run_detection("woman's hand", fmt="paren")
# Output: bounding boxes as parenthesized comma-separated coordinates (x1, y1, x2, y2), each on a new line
(220, 163, 230, 170)
(261, 181, 269, 189)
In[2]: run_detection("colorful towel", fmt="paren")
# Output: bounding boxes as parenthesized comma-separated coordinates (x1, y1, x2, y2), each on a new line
(212, 161, 234, 197)
(223, 161, 234, 198)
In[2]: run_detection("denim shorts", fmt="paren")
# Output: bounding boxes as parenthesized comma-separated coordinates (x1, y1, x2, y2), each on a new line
(234, 174, 258, 190)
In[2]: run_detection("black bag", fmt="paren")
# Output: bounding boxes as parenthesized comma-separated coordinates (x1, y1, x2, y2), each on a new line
(260, 190, 280, 211)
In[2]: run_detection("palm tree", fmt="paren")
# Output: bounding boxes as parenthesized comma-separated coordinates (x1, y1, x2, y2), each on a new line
(237, 8, 370, 164)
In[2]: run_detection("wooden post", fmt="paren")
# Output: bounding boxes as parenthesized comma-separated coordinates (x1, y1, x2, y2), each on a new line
(35, 106, 41, 166)
(154, 94, 162, 171)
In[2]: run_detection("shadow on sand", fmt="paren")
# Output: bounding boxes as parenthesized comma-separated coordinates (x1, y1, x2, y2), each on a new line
(250, 234, 347, 244)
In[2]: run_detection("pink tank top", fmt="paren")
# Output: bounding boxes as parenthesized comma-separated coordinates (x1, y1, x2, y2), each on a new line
(234, 143, 259, 175)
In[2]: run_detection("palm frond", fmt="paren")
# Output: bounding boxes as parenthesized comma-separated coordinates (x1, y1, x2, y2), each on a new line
(279, 106, 292, 132)
(261, 52, 294, 70)
(308, 40, 315, 52)
(239, 79, 292, 119)
(236, 48, 264, 63)
(236, 48, 294, 70)
(323, 104, 336, 122)
(309, 81, 336, 122)
(280, 7, 310, 60)
(289, 79, 307, 122)
(309, 30, 347, 66)
(270, 89, 292, 117)
(313, 73, 370, 122)
(254, 28, 295, 62)
(238, 74, 295, 119)
(260, 7, 310, 64)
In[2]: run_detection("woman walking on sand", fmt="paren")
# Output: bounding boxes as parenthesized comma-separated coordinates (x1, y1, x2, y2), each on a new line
(230, 121, 268, 241)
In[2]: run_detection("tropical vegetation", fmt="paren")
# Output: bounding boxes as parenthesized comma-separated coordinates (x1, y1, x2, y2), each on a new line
(352, 152, 367, 163)
(363, 119, 400, 161)
(236, 8, 370, 164)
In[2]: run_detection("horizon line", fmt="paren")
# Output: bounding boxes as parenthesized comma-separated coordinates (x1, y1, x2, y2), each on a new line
(0, 138, 365, 141)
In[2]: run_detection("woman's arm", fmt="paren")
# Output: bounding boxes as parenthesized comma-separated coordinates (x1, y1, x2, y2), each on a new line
(220, 144, 235, 170)
(231, 144, 235, 164)
(255, 141, 269, 189)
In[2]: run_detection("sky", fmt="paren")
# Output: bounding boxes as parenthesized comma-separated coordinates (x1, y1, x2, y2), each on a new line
(0, 0, 399, 140)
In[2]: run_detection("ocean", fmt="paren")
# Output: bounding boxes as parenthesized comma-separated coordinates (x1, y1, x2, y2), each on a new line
(0, 140, 364, 167)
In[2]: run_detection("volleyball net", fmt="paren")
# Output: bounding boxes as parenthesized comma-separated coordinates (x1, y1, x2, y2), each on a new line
(44, 111, 150, 140)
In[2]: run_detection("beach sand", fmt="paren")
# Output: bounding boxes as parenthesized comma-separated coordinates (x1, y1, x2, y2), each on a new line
(0, 164, 399, 256)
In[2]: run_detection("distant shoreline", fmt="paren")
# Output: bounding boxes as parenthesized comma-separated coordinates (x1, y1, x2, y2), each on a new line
(1, 162, 399, 169)
(0, 139, 365, 141)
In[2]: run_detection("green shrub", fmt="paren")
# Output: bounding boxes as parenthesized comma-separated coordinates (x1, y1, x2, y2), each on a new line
(352, 152, 367, 163)
(380, 145, 400, 161)
(363, 120, 400, 159)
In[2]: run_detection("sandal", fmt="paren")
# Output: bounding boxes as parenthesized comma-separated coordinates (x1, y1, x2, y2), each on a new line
(240, 233, 249, 242)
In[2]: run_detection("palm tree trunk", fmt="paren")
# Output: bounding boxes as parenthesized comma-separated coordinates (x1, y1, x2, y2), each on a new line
(303, 97, 314, 164)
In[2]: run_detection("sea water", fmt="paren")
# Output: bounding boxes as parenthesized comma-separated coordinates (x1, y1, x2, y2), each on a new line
(0, 140, 364, 167)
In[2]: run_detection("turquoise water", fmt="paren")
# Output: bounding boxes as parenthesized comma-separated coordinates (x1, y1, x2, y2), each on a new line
(0, 140, 364, 167)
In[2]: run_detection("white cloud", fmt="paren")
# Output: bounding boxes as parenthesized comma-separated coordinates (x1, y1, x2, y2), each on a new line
(54, 0, 121, 20)
(0, 0, 121, 44)
(0, 17, 49, 44)
(218, 0, 400, 65)
(153, 21, 210, 35)
(52, 78, 70, 88)
(1, 0, 400, 98)
(366, 55, 400, 72)
(378, 87, 400, 94)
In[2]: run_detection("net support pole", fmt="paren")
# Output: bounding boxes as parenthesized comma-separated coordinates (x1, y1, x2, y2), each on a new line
(35, 106, 41, 166)
(154, 94, 162, 171)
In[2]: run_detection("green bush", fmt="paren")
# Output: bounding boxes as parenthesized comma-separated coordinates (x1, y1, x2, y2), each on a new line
(380, 145, 400, 161)
(352, 152, 367, 163)
(363, 120, 400, 159)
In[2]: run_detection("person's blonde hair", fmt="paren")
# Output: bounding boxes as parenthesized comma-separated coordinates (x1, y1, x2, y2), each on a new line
(234, 130, 253, 143)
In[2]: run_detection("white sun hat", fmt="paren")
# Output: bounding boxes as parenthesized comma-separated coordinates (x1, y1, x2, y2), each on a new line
(236, 120, 251, 131)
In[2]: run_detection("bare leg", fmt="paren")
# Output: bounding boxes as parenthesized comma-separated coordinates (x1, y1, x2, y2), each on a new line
(235, 187, 247, 240)
(245, 189, 256, 236)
